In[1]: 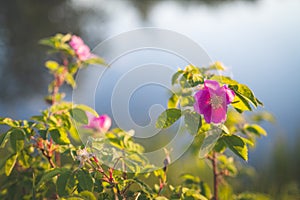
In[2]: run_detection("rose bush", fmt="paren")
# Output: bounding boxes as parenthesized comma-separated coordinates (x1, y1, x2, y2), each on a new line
(0, 33, 272, 200)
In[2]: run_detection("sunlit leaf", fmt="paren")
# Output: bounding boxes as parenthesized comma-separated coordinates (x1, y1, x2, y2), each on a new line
(50, 129, 70, 145)
(172, 70, 183, 85)
(223, 135, 248, 161)
(156, 108, 181, 129)
(0, 130, 12, 148)
(199, 127, 222, 158)
(45, 60, 59, 71)
(184, 111, 201, 135)
(65, 73, 76, 88)
(5, 153, 18, 176)
(168, 93, 179, 108)
(244, 124, 267, 137)
(70, 108, 88, 124)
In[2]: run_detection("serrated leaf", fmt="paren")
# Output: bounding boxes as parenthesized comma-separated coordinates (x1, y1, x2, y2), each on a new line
(223, 135, 248, 161)
(77, 170, 94, 191)
(168, 94, 179, 108)
(233, 84, 258, 107)
(10, 129, 25, 152)
(231, 93, 252, 113)
(244, 124, 267, 136)
(5, 153, 17, 176)
(156, 108, 181, 129)
(50, 129, 70, 145)
(70, 108, 88, 124)
(184, 111, 201, 135)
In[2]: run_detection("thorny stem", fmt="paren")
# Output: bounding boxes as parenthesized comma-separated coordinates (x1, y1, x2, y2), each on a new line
(211, 152, 219, 200)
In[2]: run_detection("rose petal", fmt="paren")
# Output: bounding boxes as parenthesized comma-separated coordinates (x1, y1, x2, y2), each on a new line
(223, 85, 235, 103)
(211, 104, 227, 123)
(204, 79, 220, 91)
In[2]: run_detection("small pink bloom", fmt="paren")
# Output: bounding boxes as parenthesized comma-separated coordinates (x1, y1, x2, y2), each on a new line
(76, 44, 91, 61)
(69, 35, 84, 50)
(84, 112, 112, 133)
(193, 80, 235, 124)
(69, 35, 93, 61)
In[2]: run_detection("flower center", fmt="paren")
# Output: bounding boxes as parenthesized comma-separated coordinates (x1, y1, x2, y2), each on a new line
(210, 94, 224, 109)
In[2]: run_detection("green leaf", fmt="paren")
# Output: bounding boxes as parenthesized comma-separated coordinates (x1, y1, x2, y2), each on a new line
(5, 153, 18, 176)
(172, 70, 183, 85)
(207, 61, 225, 71)
(168, 94, 179, 108)
(200, 181, 212, 199)
(217, 155, 237, 176)
(213, 139, 226, 153)
(0, 117, 19, 127)
(244, 124, 267, 136)
(231, 93, 252, 113)
(57, 170, 72, 196)
(45, 60, 59, 71)
(83, 57, 106, 65)
(70, 108, 88, 124)
(74, 105, 98, 117)
(210, 75, 238, 85)
(61, 33, 72, 43)
(18, 150, 30, 168)
(10, 129, 25, 152)
(78, 191, 97, 200)
(0, 131, 12, 148)
(199, 127, 222, 158)
(232, 84, 258, 107)
(37, 168, 63, 189)
(77, 170, 94, 191)
(184, 111, 201, 135)
(156, 108, 182, 129)
(65, 73, 76, 88)
(180, 96, 195, 107)
(125, 178, 153, 198)
(223, 135, 248, 161)
(50, 129, 70, 145)
(251, 112, 275, 123)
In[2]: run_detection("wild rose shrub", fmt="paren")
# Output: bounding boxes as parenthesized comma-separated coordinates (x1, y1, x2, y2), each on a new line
(0, 33, 271, 200)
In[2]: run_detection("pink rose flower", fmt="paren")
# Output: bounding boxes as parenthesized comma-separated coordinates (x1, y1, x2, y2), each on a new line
(193, 80, 235, 124)
(84, 112, 112, 133)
